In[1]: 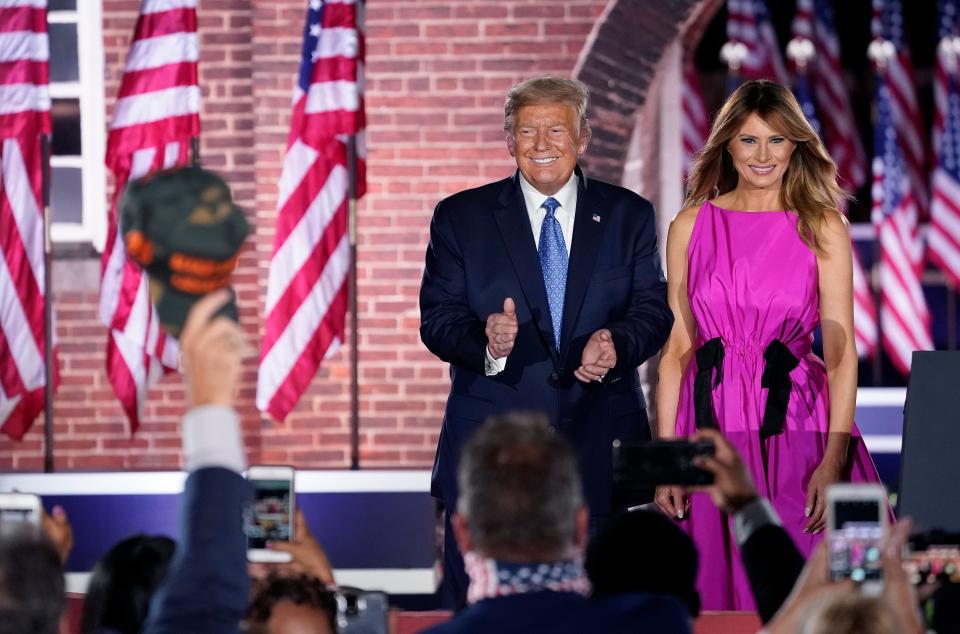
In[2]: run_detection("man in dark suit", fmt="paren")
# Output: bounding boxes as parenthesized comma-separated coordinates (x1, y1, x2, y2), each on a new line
(420, 75, 673, 605)
(424, 412, 690, 634)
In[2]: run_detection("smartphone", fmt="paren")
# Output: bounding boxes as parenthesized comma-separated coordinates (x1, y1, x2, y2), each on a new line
(0, 493, 42, 527)
(612, 439, 715, 486)
(244, 465, 295, 563)
(336, 588, 389, 634)
(826, 483, 888, 595)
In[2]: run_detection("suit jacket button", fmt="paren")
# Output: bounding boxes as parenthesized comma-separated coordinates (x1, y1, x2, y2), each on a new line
(550, 371, 560, 381)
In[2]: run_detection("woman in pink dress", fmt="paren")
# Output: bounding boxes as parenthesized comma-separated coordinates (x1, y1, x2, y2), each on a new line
(655, 80, 884, 611)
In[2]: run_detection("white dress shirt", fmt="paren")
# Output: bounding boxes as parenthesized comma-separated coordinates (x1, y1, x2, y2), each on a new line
(182, 405, 246, 473)
(485, 173, 579, 375)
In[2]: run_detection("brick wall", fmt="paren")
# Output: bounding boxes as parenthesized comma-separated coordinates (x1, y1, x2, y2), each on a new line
(2, 0, 701, 471)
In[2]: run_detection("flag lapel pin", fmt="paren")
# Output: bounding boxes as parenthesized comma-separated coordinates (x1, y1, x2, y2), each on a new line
(592, 213, 601, 223)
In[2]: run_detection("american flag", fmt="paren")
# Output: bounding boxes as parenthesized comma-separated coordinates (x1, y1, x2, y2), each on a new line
(929, 0, 960, 289)
(681, 59, 709, 182)
(872, 0, 930, 218)
(0, 0, 56, 439)
(933, 0, 959, 161)
(99, 0, 200, 431)
(791, 1, 878, 359)
(794, 0, 868, 190)
(791, 67, 822, 138)
(256, 0, 365, 421)
(726, 0, 788, 84)
(872, 70, 933, 375)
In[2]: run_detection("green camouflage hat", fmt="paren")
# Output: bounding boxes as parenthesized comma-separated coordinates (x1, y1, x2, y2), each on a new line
(120, 166, 249, 338)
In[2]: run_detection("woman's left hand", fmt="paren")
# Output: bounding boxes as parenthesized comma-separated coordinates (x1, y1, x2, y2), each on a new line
(804, 459, 842, 534)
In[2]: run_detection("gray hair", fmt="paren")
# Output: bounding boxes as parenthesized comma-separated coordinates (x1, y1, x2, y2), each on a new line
(457, 411, 583, 560)
(503, 76, 591, 139)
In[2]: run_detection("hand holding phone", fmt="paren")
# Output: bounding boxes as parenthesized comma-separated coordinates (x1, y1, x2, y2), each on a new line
(688, 428, 759, 515)
(826, 483, 888, 595)
(245, 466, 295, 563)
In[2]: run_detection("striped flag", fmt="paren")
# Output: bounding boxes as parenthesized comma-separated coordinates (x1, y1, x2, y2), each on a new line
(795, 0, 868, 191)
(99, 0, 199, 431)
(681, 60, 709, 182)
(681, 60, 709, 180)
(791, 2, 878, 359)
(872, 68, 933, 376)
(726, 0, 788, 84)
(934, 0, 959, 162)
(929, 0, 960, 288)
(872, 0, 930, 218)
(256, 0, 366, 421)
(0, 0, 56, 439)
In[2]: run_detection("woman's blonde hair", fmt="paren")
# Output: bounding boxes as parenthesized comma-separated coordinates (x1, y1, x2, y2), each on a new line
(683, 80, 849, 252)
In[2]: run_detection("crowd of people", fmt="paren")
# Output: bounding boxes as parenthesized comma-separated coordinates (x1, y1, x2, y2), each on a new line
(0, 289, 942, 633)
(0, 74, 957, 632)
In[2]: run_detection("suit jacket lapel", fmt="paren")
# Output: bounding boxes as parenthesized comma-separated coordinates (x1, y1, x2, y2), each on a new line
(559, 167, 605, 366)
(493, 172, 559, 365)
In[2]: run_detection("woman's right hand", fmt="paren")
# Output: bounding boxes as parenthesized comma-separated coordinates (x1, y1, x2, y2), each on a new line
(655, 485, 689, 520)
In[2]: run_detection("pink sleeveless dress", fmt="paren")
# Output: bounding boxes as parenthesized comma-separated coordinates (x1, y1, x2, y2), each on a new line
(675, 201, 884, 611)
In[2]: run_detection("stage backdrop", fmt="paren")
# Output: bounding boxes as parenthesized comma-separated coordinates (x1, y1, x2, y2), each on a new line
(2, 0, 714, 470)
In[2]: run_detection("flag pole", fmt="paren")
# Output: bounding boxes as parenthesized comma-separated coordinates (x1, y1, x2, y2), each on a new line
(41, 134, 54, 473)
(868, 39, 889, 386)
(348, 0, 364, 471)
(190, 136, 200, 167)
(347, 135, 359, 471)
(947, 281, 957, 351)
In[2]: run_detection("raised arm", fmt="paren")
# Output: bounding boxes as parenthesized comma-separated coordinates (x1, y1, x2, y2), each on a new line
(143, 291, 251, 634)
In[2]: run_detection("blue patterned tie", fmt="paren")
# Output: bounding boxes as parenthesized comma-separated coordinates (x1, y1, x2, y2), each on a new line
(538, 197, 567, 351)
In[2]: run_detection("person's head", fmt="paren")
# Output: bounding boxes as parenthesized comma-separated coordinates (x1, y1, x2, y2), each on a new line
(0, 525, 65, 634)
(246, 574, 338, 634)
(684, 79, 848, 253)
(504, 76, 591, 196)
(80, 534, 175, 634)
(585, 510, 700, 617)
(453, 411, 588, 562)
(800, 591, 901, 634)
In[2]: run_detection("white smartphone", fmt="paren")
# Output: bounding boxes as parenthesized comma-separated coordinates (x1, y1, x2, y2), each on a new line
(826, 483, 888, 596)
(0, 492, 42, 527)
(244, 465, 295, 563)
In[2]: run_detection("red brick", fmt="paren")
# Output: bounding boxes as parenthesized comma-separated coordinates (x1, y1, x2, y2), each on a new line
(21, 0, 610, 474)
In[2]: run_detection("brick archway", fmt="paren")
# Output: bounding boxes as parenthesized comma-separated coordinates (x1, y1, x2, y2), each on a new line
(574, 0, 722, 182)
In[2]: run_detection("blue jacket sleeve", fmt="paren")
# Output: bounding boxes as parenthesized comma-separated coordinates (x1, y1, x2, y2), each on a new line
(419, 200, 489, 375)
(606, 199, 673, 372)
(142, 467, 252, 634)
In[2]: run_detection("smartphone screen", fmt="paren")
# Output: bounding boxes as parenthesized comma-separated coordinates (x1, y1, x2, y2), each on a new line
(244, 478, 293, 549)
(828, 499, 884, 583)
(612, 440, 715, 487)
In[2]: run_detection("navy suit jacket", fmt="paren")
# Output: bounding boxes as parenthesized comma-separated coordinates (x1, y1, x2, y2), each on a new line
(420, 168, 673, 516)
(142, 467, 252, 634)
(422, 591, 691, 634)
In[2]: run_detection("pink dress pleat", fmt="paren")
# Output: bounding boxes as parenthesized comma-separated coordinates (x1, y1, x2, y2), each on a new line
(675, 201, 885, 611)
